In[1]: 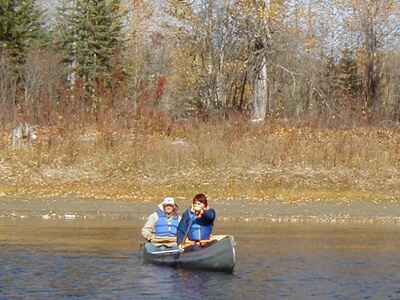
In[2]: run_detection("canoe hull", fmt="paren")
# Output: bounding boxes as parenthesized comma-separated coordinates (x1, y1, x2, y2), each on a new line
(143, 236, 236, 273)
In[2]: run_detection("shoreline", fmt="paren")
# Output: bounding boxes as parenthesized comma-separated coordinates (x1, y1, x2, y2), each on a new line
(1, 196, 400, 226)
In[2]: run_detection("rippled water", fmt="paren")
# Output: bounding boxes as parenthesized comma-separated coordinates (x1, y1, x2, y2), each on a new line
(1, 220, 400, 299)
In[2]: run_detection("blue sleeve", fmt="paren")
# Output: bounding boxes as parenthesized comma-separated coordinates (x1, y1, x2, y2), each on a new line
(201, 208, 216, 224)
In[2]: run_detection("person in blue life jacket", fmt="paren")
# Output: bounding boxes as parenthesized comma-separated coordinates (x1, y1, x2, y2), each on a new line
(177, 193, 216, 246)
(141, 197, 181, 245)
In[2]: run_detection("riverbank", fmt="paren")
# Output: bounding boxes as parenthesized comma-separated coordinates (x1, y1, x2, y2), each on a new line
(1, 121, 400, 204)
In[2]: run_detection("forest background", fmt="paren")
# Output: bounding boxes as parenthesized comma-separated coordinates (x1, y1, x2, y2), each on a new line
(1, 0, 400, 203)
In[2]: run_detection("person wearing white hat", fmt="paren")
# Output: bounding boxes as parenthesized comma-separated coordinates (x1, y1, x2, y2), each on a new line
(141, 197, 181, 244)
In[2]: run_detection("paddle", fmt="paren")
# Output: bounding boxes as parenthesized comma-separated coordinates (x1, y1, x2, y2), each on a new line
(150, 248, 184, 255)
(177, 211, 194, 248)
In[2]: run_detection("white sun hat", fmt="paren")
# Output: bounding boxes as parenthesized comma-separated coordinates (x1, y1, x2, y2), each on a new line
(162, 197, 177, 206)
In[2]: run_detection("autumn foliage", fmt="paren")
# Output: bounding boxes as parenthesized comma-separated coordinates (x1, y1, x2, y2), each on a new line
(1, 0, 400, 201)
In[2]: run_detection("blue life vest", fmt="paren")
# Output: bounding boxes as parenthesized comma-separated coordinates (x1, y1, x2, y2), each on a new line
(154, 209, 179, 237)
(188, 212, 213, 241)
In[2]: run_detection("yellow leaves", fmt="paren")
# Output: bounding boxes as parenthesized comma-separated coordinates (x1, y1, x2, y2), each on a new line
(236, 0, 286, 23)
(268, 0, 286, 19)
(168, 0, 195, 21)
(384, 0, 398, 12)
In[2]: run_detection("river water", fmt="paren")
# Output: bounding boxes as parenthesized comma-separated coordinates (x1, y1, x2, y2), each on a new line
(1, 218, 400, 299)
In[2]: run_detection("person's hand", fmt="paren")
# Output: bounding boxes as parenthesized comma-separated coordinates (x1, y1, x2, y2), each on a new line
(193, 203, 205, 217)
(192, 203, 201, 212)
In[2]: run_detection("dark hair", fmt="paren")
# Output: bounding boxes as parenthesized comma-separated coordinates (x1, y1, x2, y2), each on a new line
(192, 193, 208, 207)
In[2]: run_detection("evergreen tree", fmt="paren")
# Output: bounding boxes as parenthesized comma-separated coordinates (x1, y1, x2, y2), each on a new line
(57, 0, 125, 97)
(0, 0, 44, 70)
(321, 54, 339, 100)
(337, 48, 362, 98)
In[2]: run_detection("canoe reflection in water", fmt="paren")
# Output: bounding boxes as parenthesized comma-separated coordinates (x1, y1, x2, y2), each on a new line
(143, 235, 236, 273)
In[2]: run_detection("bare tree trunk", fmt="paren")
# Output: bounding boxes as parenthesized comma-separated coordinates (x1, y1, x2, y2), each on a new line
(364, 26, 380, 117)
(252, 60, 268, 121)
(206, 0, 214, 109)
(216, 39, 226, 110)
(239, 72, 247, 112)
(251, 0, 270, 122)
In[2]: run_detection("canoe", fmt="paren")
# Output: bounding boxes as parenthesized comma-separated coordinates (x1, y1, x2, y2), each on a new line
(143, 235, 236, 273)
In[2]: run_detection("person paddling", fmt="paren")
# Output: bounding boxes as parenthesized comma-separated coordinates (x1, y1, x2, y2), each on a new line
(141, 197, 180, 246)
(177, 193, 216, 247)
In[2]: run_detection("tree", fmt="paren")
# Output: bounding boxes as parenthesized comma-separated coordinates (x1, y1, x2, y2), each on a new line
(166, 0, 235, 114)
(234, 0, 288, 120)
(57, 0, 126, 100)
(337, 48, 362, 99)
(339, 0, 400, 118)
(0, 0, 44, 73)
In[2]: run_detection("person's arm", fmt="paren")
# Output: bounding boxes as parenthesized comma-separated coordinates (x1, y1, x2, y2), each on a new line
(200, 208, 216, 224)
(141, 212, 158, 241)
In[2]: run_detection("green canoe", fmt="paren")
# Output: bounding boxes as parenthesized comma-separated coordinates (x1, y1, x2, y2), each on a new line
(143, 235, 236, 273)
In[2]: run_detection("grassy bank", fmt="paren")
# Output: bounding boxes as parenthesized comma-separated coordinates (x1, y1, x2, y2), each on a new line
(1, 119, 400, 203)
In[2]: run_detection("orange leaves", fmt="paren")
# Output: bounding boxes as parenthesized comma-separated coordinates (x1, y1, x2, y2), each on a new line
(304, 35, 317, 50)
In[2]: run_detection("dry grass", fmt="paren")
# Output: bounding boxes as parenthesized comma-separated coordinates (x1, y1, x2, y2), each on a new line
(1, 118, 400, 202)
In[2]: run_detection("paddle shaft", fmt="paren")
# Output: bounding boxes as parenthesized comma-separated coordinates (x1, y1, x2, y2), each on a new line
(178, 215, 194, 247)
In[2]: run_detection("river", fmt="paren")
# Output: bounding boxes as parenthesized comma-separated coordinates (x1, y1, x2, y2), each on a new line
(1, 216, 400, 299)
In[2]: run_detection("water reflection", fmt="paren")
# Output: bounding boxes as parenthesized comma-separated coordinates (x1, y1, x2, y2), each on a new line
(1, 221, 400, 299)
